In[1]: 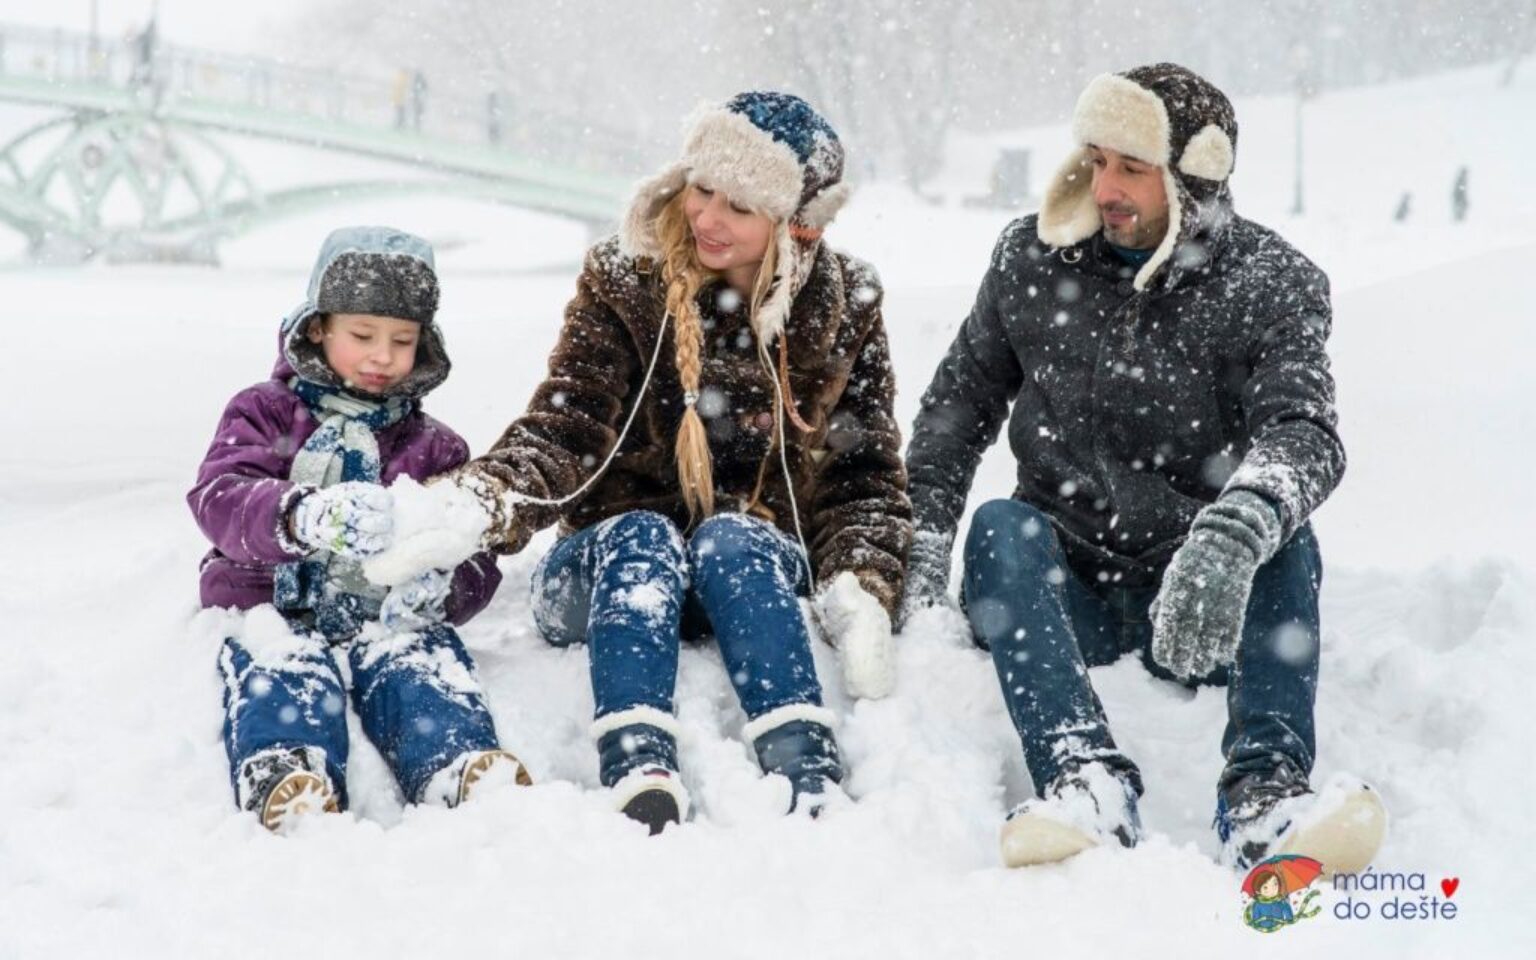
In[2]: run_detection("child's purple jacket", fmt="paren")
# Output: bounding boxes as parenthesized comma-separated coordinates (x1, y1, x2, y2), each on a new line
(188, 353, 502, 625)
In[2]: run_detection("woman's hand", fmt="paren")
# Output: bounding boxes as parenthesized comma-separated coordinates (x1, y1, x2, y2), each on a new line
(815, 571, 897, 700)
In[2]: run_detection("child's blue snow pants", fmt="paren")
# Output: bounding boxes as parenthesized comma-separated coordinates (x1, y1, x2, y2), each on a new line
(218, 620, 502, 808)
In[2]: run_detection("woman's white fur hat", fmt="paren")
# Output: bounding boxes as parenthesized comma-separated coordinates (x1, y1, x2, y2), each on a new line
(620, 91, 850, 344)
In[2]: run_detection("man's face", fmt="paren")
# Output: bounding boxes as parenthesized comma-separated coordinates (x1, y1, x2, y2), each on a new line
(1088, 144, 1170, 250)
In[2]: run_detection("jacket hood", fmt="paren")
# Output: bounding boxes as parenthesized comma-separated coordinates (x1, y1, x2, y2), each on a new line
(277, 226, 451, 399)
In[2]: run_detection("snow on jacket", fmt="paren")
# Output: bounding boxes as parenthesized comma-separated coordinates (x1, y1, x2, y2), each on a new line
(905, 212, 1344, 588)
(457, 235, 912, 617)
(188, 359, 501, 625)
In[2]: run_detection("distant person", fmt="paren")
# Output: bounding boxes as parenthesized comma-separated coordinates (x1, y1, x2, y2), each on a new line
(486, 90, 503, 144)
(1452, 166, 1469, 222)
(391, 69, 408, 129)
(902, 63, 1386, 872)
(445, 92, 910, 833)
(188, 227, 530, 832)
(411, 70, 427, 131)
(128, 17, 157, 90)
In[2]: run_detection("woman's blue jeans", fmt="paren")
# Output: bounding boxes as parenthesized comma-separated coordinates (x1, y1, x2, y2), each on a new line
(962, 498, 1321, 799)
(531, 511, 826, 724)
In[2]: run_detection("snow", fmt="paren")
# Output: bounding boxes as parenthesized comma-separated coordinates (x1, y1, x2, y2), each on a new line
(2, 63, 1533, 958)
(361, 476, 489, 587)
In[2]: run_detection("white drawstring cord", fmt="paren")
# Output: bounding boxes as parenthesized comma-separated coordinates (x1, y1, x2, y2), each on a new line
(500, 311, 672, 509)
(496, 308, 816, 592)
(760, 342, 817, 593)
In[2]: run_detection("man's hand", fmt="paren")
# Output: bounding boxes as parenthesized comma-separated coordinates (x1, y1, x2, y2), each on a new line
(898, 529, 959, 628)
(290, 482, 394, 560)
(1151, 491, 1282, 680)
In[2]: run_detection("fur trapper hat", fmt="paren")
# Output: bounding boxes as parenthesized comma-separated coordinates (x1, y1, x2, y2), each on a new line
(1039, 63, 1238, 291)
(620, 91, 850, 344)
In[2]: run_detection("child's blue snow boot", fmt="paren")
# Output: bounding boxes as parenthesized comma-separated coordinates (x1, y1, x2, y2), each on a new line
(236, 745, 340, 833)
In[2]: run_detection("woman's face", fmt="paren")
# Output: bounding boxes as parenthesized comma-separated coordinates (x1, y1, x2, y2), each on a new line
(683, 182, 774, 277)
(1257, 875, 1281, 899)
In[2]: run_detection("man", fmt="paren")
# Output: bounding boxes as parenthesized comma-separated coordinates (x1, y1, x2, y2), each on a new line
(903, 63, 1385, 872)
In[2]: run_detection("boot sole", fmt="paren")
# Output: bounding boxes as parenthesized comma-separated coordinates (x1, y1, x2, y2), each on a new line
(458, 750, 534, 804)
(1000, 812, 1098, 867)
(261, 771, 338, 832)
(620, 788, 681, 836)
(1276, 788, 1387, 876)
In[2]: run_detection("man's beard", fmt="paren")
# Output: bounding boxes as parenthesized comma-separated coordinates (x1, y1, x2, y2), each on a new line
(1100, 204, 1169, 250)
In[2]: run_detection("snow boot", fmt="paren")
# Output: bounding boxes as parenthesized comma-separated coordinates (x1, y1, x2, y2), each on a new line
(611, 765, 691, 834)
(1000, 762, 1142, 867)
(420, 748, 534, 807)
(1216, 770, 1386, 875)
(593, 707, 688, 834)
(237, 746, 340, 833)
(745, 705, 845, 817)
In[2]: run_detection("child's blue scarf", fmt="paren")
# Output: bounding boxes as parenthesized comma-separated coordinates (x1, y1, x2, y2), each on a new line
(274, 378, 415, 639)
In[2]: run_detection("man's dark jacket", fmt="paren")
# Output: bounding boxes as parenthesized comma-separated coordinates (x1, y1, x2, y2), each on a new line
(905, 212, 1344, 588)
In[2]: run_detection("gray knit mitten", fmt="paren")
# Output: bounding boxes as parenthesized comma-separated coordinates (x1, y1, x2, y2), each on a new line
(898, 529, 959, 628)
(1151, 491, 1283, 680)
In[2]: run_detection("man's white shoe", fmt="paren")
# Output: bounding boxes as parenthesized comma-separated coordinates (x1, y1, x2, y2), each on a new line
(1001, 763, 1142, 867)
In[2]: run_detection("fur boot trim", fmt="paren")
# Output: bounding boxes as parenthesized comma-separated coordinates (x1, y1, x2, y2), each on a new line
(590, 705, 682, 742)
(742, 702, 838, 744)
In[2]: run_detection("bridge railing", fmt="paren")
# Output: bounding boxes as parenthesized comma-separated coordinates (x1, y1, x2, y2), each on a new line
(0, 20, 648, 176)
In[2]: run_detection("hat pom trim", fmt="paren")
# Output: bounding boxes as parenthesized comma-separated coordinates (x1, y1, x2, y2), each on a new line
(1177, 123, 1235, 182)
(796, 181, 850, 231)
(619, 163, 688, 260)
(1037, 148, 1102, 248)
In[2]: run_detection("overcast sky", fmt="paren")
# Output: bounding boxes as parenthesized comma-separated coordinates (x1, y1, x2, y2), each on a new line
(0, 0, 307, 57)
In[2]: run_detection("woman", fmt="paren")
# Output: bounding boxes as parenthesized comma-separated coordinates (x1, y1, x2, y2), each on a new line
(454, 91, 911, 832)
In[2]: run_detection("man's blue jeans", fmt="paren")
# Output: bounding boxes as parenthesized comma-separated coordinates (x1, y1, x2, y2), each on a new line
(531, 510, 826, 723)
(962, 498, 1321, 799)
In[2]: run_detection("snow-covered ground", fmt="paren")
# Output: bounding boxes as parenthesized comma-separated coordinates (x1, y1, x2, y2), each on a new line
(2, 64, 1532, 957)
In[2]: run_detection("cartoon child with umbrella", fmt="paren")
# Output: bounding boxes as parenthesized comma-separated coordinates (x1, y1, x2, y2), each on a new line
(1243, 855, 1324, 933)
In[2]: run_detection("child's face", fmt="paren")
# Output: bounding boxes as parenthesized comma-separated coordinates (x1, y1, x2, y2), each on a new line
(308, 313, 420, 395)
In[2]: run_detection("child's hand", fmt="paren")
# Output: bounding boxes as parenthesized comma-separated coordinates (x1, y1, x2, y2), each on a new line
(379, 568, 452, 631)
(290, 482, 394, 559)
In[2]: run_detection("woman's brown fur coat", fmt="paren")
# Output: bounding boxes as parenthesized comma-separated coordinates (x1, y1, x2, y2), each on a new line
(461, 235, 912, 617)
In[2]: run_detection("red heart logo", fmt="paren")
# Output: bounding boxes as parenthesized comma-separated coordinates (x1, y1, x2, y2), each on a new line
(1441, 878, 1460, 898)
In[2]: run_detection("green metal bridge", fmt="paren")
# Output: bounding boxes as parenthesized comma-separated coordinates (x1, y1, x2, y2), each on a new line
(0, 22, 639, 262)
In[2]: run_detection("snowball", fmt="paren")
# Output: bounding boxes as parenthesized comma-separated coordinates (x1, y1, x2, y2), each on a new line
(361, 476, 491, 587)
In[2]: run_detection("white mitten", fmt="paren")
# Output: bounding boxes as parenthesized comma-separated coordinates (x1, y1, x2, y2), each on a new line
(378, 568, 453, 632)
(815, 571, 896, 701)
(290, 482, 394, 559)
(362, 476, 496, 587)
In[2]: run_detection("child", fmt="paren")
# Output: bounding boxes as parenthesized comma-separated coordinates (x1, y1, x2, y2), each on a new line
(189, 226, 530, 832)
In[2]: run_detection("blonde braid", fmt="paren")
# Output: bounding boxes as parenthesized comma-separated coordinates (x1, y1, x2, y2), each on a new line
(656, 195, 716, 520)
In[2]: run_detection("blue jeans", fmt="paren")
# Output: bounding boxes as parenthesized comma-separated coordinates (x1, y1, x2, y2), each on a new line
(218, 621, 502, 806)
(531, 511, 825, 723)
(962, 498, 1321, 798)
